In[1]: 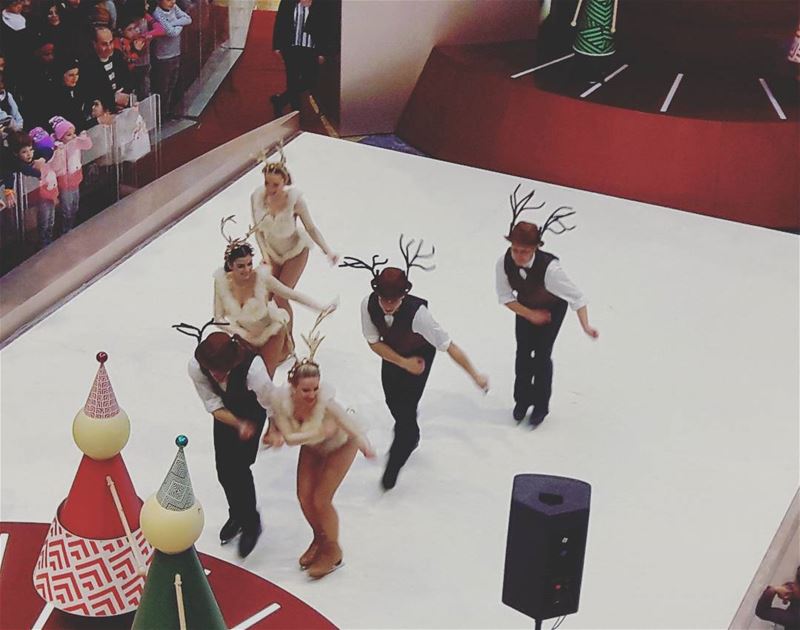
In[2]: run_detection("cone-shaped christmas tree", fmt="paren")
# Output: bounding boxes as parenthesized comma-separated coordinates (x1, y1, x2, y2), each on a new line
(573, 0, 616, 57)
(33, 352, 153, 617)
(133, 436, 226, 630)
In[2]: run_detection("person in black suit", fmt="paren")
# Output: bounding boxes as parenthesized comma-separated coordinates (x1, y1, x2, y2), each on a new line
(495, 197, 598, 428)
(270, 0, 334, 117)
(342, 241, 489, 491)
(80, 26, 133, 112)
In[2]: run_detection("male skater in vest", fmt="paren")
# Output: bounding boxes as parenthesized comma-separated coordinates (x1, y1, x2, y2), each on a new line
(353, 255, 489, 491)
(496, 219, 598, 427)
(183, 328, 276, 558)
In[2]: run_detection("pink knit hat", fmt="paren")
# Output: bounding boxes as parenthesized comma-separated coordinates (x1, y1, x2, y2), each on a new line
(49, 116, 75, 141)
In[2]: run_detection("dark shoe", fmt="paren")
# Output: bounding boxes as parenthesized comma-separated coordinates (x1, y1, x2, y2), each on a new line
(219, 517, 242, 544)
(529, 408, 549, 427)
(270, 94, 283, 118)
(381, 462, 401, 491)
(238, 522, 262, 558)
(513, 403, 531, 423)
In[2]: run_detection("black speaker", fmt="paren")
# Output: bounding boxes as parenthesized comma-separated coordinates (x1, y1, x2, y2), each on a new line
(502, 474, 591, 621)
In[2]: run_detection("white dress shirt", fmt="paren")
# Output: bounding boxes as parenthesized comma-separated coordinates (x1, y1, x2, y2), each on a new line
(360, 296, 452, 351)
(188, 356, 274, 414)
(495, 253, 587, 310)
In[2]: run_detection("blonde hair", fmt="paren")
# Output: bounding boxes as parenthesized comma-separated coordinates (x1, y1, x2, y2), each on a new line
(288, 360, 320, 385)
(262, 161, 292, 185)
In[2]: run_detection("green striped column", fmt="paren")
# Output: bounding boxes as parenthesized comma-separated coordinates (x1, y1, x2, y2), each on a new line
(573, 0, 616, 56)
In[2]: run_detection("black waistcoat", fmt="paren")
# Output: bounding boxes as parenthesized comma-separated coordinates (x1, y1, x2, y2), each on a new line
(503, 248, 567, 310)
(200, 354, 266, 423)
(367, 293, 433, 356)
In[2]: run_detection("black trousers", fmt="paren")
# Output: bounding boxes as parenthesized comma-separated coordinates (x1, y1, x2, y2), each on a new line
(382, 344, 437, 471)
(277, 46, 320, 110)
(213, 416, 265, 531)
(514, 302, 567, 411)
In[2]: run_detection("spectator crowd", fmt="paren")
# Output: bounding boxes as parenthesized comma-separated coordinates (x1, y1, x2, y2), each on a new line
(1, 0, 193, 245)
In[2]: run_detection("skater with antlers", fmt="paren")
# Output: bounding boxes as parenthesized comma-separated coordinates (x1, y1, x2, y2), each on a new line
(215, 215, 337, 378)
(262, 310, 376, 579)
(496, 185, 599, 427)
(174, 319, 276, 558)
(341, 236, 489, 491)
(250, 146, 339, 342)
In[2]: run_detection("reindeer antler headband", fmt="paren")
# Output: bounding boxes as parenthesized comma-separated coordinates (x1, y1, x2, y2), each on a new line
(506, 183, 576, 245)
(507, 184, 545, 238)
(288, 306, 335, 379)
(220, 214, 265, 264)
(339, 234, 435, 278)
(172, 319, 228, 344)
(398, 234, 435, 274)
(257, 140, 291, 179)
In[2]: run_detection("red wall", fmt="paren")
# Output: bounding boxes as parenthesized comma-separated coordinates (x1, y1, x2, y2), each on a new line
(398, 48, 800, 229)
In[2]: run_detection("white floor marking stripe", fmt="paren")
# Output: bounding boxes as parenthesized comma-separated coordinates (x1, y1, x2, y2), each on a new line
(580, 82, 603, 98)
(511, 53, 575, 78)
(230, 603, 281, 630)
(660, 73, 684, 112)
(580, 64, 629, 98)
(604, 63, 629, 82)
(0, 533, 8, 571)
(31, 603, 54, 630)
(759, 78, 787, 120)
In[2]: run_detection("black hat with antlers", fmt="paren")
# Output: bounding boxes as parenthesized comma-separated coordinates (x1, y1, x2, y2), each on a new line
(172, 320, 251, 373)
(339, 235, 435, 299)
(505, 184, 576, 247)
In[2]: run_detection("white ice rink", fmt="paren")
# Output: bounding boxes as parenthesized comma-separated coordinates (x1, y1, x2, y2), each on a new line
(1, 132, 798, 629)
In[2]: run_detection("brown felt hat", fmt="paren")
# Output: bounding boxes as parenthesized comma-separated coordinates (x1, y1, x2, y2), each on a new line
(195, 332, 250, 372)
(506, 221, 542, 247)
(372, 267, 412, 299)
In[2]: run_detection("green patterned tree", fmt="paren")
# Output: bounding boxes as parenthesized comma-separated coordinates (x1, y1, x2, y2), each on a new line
(571, 0, 619, 57)
(132, 436, 225, 630)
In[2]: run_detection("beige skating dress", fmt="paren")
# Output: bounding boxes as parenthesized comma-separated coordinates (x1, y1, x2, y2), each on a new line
(270, 384, 356, 454)
(251, 186, 315, 265)
(213, 265, 291, 347)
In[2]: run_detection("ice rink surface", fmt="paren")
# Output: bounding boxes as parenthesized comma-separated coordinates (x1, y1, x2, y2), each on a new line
(2, 132, 798, 629)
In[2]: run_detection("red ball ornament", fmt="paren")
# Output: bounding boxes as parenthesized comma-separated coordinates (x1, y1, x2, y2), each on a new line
(96, 351, 108, 364)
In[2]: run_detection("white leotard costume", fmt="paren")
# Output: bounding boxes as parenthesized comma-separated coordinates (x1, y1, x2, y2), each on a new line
(251, 186, 314, 265)
(270, 384, 362, 454)
(213, 265, 289, 347)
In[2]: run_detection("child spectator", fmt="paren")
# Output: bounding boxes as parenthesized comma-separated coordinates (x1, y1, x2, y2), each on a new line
(151, 0, 191, 119)
(88, 95, 114, 125)
(116, 3, 164, 99)
(29, 126, 62, 237)
(0, 111, 16, 209)
(7, 130, 56, 245)
(0, 71, 23, 131)
(50, 115, 92, 233)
